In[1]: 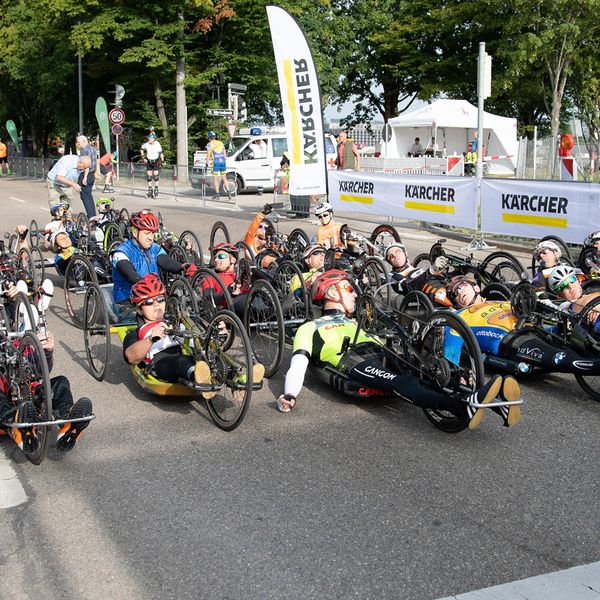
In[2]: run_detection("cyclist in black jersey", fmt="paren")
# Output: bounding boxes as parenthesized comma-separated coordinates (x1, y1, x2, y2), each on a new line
(277, 269, 522, 430)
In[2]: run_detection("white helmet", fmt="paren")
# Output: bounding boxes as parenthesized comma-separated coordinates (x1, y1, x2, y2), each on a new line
(534, 240, 561, 260)
(315, 202, 333, 217)
(385, 242, 407, 258)
(584, 231, 600, 247)
(302, 244, 326, 260)
(547, 265, 576, 292)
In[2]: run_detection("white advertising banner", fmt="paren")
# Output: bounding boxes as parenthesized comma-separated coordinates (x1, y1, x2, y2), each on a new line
(481, 179, 600, 243)
(328, 171, 478, 229)
(266, 6, 327, 196)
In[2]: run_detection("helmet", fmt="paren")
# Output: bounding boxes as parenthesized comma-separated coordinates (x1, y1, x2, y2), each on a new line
(50, 230, 71, 251)
(315, 202, 333, 217)
(547, 265, 577, 292)
(385, 242, 407, 259)
(212, 242, 238, 257)
(311, 269, 352, 303)
(534, 240, 561, 260)
(130, 209, 159, 232)
(50, 203, 69, 218)
(584, 231, 600, 247)
(302, 244, 326, 261)
(148, 133, 156, 139)
(446, 275, 479, 300)
(130, 273, 166, 305)
(207, 131, 216, 139)
(95, 197, 113, 212)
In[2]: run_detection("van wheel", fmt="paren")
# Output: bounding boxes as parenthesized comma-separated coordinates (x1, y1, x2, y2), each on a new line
(226, 173, 241, 196)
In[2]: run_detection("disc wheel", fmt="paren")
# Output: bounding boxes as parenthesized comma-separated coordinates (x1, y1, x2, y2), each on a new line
(83, 283, 111, 381)
(179, 230, 203, 265)
(190, 267, 234, 322)
(243, 280, 284, 378)
(204, 310, 253, 431)
(369, 224, 401, 256)
(417, 311, 484, 433)
(15, 332, 53, 464)
(412, 253, 432, 270)
(64, 254, 99, 328)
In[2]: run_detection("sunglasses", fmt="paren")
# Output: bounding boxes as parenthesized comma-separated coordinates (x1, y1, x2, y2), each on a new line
(556, 275, 577, 293)
(215, 252, 231, 260)
(142, 295, 166, 306)
(309, 251, 325, 257)
(339, 283, 355, 293)
(317, 213, 330, 219)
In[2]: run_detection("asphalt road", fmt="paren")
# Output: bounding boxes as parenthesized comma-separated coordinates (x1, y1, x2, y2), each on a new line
(1, 177, 599, 600)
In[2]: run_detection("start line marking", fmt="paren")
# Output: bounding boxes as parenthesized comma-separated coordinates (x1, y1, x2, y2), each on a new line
(0, 449, 27, 509)
(436, 560, 600, 600)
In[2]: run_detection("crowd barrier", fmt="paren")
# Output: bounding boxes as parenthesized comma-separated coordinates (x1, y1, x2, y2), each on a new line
(328, 170, 600, 244)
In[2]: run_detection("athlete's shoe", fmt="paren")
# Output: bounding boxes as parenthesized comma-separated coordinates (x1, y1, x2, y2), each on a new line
(146, 189, 154, 199)
(154, 187, 159, 198)
(194, 360, 211, 385)
(211, 194, 220, 201)
(56, 397, 93, 452)
(232, 364, 265, 401)
(253, 363, 265, 385)
(497, 375, 521, 427)
(11, 401, 40, 453)
(464, 374, 503, 430)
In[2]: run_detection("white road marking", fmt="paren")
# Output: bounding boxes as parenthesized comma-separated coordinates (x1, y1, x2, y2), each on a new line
(436, 561, 600, 599)
(0, 448, 28, 508)
(9, 196, 26, 203)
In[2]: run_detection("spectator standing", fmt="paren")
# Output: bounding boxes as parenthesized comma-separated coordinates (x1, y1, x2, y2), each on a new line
(77, 134, 97, 218)
(0, 138, 10, 176)
(336, 131, 360, 171)
(46, 154, 91, 208)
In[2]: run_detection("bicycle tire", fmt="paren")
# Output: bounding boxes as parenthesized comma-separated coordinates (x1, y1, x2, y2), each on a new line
(190, 267, 234, 322)
(64, 254, 99, 328)
(179, 230, 204, 265)
(28, 245, 46, 287)
(29, 219, 39, 247)
(369, 224, 401, 256)
(209, 221, 231, 260)
(13, 291, 37, 333)
(102, 223, 122, 253)
(83, 283, 111, 381)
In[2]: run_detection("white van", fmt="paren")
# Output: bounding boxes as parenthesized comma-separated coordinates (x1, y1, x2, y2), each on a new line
(190, 132, 338, 193)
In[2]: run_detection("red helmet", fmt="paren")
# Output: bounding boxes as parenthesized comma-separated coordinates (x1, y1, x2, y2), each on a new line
(212, 242, 238, 257)
(311, 269, 352, 302)
(130, 209, 159, 232)
(130, 273, 166, 305)
(446, 275, 479, 300)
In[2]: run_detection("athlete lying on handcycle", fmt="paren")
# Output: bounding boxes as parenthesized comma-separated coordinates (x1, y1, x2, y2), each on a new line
(277, 269, 522, 431)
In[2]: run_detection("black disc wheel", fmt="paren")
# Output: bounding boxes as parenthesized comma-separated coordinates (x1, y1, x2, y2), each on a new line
(29, 219, 39, 247)
(357, 257, 392, 305)
(481, 251, 526, 286)
(83, 283, 111, 381)
(369, 224, 401, 256)
(179, 230, 203, 265)
(273, 260, 310, 335)
(204, 310, 253, 431)
(190, 267, 234, 322)
(13, 291, 37, 333)
(481, 283, 512, 301)
(418, 311, 484, 433)
(64, 254, 99, 328)
(209, 221, 231, 258)
(15, 332, 53, 464)
(287, 228, 310, 262)
(244, 280, 284, 378)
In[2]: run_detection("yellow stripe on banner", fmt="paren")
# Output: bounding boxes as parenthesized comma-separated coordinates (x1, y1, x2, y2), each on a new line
(340, 194, 373, 205)
(502, 213, 567, 228)
(405, 201, 455, 214)
(283, 59, 301, 164)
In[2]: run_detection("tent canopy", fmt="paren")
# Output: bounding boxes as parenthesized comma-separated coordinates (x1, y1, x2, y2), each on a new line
(385, 99, 518, 171)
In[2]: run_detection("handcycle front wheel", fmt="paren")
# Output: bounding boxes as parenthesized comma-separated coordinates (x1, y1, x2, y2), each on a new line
(203, 310, 253, 431)
(417, 310, 484, 433)
(16, 332, 53, 464)
(83, 283, 112, 381)
(64, 254, 99, 329)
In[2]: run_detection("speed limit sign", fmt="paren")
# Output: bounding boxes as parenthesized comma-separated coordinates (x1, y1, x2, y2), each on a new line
(109, 109, 125, 124)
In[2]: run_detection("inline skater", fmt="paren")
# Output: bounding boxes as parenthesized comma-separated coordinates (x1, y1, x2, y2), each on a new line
(277, 269, 521, 430)
(140, 133, 164, 199)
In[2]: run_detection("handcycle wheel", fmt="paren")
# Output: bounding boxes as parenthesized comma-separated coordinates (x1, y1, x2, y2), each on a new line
(429, 243, 446, 263)
(83, 283, 111, 381)
(13, 291, 37, 333)
(209, 221, 230, 257)
(203, 310, 253, 431)
(480, 251, 525, 285)
(117, 208, 130, 235)
(64, 254, 99, 328)
(103, 223, 122, 253)
(510, 282, 538, 321)
(29, 219, 39, 247)
(15, 332, 53, 464)
(168, 277, 199, 315)
(572, 296, 600, 402)
(412, 252, 432, 270)
(190, 267, 234, 322)
(273, 260, 310, 333)
(578, 247, 599, 275)
(397, 291, 434, 330)
(76, 212, 89, 234)
(243, 279, 285, 378)
(287, 228, 309, 262)
(29, 245, 46, 286)
(369, 224, 401, 256)
(179, 230, 203, 265)
(17, 247, 38, 290)
(417, 311, 484, 433)
(7, 233, 18, 253)
(236, 240, 255, 263)
(481, 283, 512, 301)
(168, 242, 189, 264)
(357, 257, 391, 305)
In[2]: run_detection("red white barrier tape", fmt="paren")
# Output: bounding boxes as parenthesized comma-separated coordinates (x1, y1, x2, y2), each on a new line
(484, 155, 514, 161)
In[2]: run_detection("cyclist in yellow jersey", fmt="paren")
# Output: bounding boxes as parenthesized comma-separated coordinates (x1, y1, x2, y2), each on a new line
(289, 244, 326, 294)
(277, 269, 521, 430)
(206, 131, 230, 200)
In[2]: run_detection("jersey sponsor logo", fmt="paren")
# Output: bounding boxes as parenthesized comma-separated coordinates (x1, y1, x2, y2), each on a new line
(364, 365, 396, 380)
(573, 360, 595, 370)
(553, 351, 566, 365)
(517, 346, 543, 361)
(358, 387, 390, 396)
(475, 330, 503, 339)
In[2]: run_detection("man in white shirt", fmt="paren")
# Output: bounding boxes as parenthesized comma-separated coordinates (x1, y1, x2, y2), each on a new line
(140, 133, 165, 199)
(46, 154, 91, 208)
(249, 138, 267, 159)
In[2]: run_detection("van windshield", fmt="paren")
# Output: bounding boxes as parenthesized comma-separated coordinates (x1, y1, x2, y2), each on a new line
(225, 136, 250, 154)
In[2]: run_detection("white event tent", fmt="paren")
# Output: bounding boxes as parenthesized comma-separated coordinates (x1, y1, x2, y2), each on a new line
(385, 99, 518, 173)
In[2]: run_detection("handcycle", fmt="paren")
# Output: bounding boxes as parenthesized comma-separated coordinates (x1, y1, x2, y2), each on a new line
(82, 278, 257, 431)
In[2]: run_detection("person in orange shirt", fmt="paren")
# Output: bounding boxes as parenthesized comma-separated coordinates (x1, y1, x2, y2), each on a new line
(243, 203, 273, 256)
(0, 138, 10, 176)
(315, 202, 342, 248)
